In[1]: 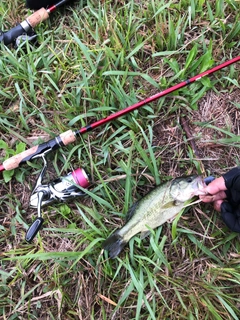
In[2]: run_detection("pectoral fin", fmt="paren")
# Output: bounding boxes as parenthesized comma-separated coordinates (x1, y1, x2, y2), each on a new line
(140, 230, 150, 239)
(161, 201, 176, 209)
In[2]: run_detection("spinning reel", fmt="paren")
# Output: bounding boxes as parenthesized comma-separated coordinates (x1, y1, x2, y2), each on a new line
(26, 152, 90, 242)
(0, 28, 38, 48)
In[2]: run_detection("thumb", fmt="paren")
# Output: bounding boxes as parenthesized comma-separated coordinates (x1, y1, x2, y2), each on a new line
(206, 177, 227, 194)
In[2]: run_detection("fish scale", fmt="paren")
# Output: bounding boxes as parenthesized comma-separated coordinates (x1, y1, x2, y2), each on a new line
(102, 175, 206, 258)
(118, 183, 173, 239)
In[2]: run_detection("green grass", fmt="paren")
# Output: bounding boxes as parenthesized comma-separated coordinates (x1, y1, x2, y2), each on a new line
(1, 0, 240, 319)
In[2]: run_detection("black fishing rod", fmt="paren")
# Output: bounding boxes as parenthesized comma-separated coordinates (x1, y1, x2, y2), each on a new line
(0, 0, 69, 46)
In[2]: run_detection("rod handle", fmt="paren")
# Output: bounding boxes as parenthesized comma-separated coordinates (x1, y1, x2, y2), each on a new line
(27, 8, 50, 28)
(0, 8, 49, 46)
(0, 25, 25, 46)
(3, 145, 39, 170)
(59, 129, 77, 146)
(2, 130, 76, 171)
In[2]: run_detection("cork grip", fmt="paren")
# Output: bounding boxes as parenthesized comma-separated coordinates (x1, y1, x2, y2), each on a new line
(3, 145, 39, 171)
(2, 130, 76, 171)
(59, 130, 77, 146)
(27, 8, 49, 28)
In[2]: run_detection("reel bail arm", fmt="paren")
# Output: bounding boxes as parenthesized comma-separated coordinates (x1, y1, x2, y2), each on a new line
(25, 152, 90, 242)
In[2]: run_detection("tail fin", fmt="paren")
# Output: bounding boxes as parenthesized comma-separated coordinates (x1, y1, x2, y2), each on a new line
(102, 231, 127, 258)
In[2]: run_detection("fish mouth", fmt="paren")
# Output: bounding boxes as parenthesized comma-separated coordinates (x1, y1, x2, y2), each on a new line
(194, 177, 207, 196)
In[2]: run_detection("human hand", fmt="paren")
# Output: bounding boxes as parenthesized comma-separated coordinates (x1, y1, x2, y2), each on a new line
(200, 167, 240, 233)
(200, 176, 227, 211)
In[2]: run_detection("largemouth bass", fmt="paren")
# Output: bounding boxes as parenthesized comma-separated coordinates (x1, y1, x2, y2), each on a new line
(102, 175, 205, 258)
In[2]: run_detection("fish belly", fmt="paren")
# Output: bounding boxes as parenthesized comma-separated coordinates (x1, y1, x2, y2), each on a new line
(118, 193, 184, 242)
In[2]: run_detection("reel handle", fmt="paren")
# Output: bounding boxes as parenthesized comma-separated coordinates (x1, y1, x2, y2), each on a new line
(25, 217, 44, 242)
(26, 190, 46, 242)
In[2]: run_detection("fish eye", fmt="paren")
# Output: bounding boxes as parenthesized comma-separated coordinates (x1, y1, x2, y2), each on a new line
(186, 177, 193, 183)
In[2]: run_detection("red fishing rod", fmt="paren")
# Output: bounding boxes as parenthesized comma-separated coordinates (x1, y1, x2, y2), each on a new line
(0, 0, 70, 46)
(2, 55, 240, 242)
(1, 55, 240, 173)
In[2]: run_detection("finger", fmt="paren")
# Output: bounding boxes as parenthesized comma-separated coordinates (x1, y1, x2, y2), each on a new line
(199, 190, 227, 203)
(199, 195, 215, 202)
(213, 200, 224, 212)
(200, 177, 227, 195)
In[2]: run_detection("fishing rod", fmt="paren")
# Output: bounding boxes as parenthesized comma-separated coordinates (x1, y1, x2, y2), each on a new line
(1, 55, 240, 173)
(0, 0, 70, 46)
(1, 55, 239, 242)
